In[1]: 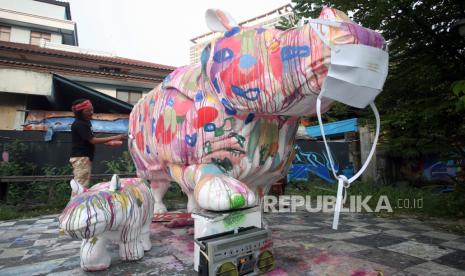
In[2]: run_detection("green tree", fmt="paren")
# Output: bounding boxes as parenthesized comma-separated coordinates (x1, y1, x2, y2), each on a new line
(453, 80, 465, 112)
(290, 0, 465, 177)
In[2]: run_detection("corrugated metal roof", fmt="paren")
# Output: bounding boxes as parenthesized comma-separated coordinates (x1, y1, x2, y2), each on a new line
(305, 118, 358, 137)
(0, 41, 176, 70)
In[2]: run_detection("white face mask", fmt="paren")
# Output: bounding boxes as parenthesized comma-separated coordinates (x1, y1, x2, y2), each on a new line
(300, 18, 388, 229)
(305, 19, 389, 108)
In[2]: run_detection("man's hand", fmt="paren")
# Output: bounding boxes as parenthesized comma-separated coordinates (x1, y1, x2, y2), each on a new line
(116, 133, 128, 141)
(89, 133, 127, 145)
(105, 140, 123, 146)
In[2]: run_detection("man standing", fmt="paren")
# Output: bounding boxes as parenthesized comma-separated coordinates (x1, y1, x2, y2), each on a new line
(70, 99, 126, 187)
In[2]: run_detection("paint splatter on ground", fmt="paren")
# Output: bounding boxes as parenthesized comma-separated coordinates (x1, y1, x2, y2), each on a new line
(1, 210, 465, 275)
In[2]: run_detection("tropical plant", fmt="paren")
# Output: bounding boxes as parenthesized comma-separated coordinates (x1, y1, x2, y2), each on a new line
(287, 1, 465, 183)
(102, 151, 136, 174)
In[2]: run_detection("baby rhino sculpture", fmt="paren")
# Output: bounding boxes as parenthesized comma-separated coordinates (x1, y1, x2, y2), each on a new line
(59, 176, 154, 271)
(128, 8, 388, 213)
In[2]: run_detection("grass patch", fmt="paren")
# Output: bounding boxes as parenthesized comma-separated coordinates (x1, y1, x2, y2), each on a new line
(0, 181, 189, 221)
(164, 183, 188, 210)
(431, 222, 465, 235)
(286, 179, 465, 219)
(0, 180, 72, 221)
(0, 204, 64, 221)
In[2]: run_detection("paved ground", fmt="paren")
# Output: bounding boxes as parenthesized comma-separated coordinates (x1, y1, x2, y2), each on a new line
(1, 210, 465, 275)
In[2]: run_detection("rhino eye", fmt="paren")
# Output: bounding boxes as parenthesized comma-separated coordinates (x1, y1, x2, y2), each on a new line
(213, 48, 234, 63)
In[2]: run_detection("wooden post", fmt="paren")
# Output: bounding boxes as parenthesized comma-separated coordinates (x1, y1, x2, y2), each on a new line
(359, 126, 377, 182)
(0, 182, 8, 201)
(48, 182, 57, 204)
(345, 132, 361, 172)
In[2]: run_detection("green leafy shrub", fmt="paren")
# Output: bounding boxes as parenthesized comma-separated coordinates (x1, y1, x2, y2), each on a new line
(0, 140, 37, 176)
(452, 80, 465, 112)
(102, 151, 135, 174)
(0, 140, 75, 219)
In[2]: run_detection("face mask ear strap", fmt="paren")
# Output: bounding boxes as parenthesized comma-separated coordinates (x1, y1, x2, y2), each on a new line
(300, 18, 342, 48)
(317, 91, 381, 230)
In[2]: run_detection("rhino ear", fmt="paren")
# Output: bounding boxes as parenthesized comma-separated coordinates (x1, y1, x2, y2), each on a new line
(205, 9, 238, 32)
(109, 174, 121, 192)
(318, 7, 352, 22)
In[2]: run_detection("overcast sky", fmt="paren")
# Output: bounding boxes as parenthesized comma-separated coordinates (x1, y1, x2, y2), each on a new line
(67, 0, 291, 67)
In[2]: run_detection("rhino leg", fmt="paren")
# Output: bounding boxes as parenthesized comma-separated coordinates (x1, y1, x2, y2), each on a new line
(193, 164, 256, 211)
(167, 164, 200, 213)
(186, 192, 201, 213)
(140, 219, 152, 251)
(150, 180, 170, 214)
(80, 236, 111, 271)
(119, 238, 145, 261)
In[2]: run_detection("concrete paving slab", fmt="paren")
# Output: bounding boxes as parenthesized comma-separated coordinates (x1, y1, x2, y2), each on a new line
(384, 229, 417, 238)
(422, 231, 460, 241)
(0, 211, 464, 275)
(405, 261, 465, 276)
(381, 241, 455, 260)
(441, 240, 465, 251)
(434, 250, 465, 271)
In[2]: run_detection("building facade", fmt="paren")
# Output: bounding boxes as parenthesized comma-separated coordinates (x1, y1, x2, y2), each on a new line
(0, 0, 176, 173)
(0, 0, 175, 131)
(0, 0, 77, 46)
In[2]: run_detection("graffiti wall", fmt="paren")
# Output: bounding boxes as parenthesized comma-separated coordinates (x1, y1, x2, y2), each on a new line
(288, 139, 351, 183)
(421, 158, 463, 182)
(23, 111, 128, 141)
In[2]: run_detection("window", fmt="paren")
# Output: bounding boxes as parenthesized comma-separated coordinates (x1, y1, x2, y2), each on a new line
(99, 66, 121, 73)
(116, 89, 143, 105)
(30, 31, 51, 46)
(0, 26, 10, 42)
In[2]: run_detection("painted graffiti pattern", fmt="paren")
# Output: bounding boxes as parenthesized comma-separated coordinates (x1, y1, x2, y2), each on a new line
(59, 177, 154, 271)
(292, 143, 340, 183)
(128, 8, 387, 212)
(23, 111, 128, 141)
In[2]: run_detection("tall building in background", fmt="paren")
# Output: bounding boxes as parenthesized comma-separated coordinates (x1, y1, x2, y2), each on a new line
(189, 4, 294, 65)
(0, 0, 77, 46)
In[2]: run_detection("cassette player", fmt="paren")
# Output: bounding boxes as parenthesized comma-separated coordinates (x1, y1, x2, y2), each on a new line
(195, 226, 274, 276)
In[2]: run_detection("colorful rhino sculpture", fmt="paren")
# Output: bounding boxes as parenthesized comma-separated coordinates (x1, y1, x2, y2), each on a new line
(128, 8, 387, 213)
(59, 176, 154, 271)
